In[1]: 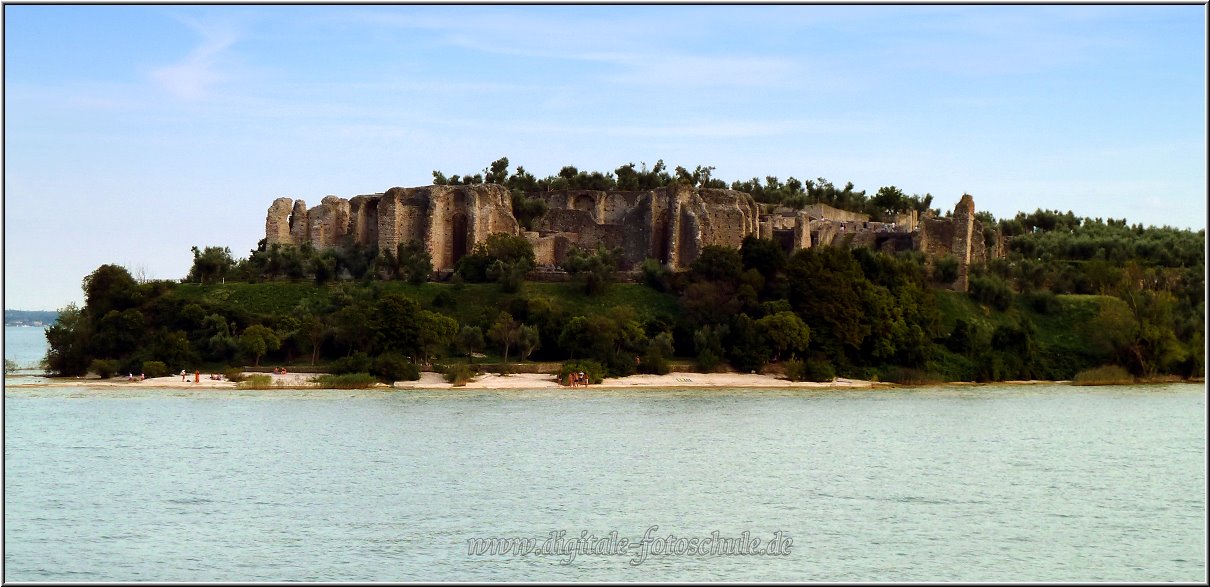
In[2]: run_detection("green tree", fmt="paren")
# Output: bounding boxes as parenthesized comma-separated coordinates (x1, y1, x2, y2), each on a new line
(416, 310, 458, 364)
(485, 156, 511, 184)
(740, 235, 787, 287)
(332, 303, 374, 356)
(292, 300, 331, 363)
(92, 308, 147, 363)
(148, 329, 195, 370)
(693, 324, 728, 372)
(456, 233, 535, 287)
(239, 324, 280, 367)
(870, 186, 908, 219)
(690, 245, 743, 285)
(488, 312, 522, 362)
(44, 303, 92, 376)
(187, 246, 236, 284)
(785, 247, 871, 363)
(456, 326, 485, 363)
(375, 294, 423, 357)
(562, 245, 621, 295)
(517, 324, 541, 361)
(511, 190, 549, 231)
(379, 240, 432, 284)
(756, 311, 810, 361)
(726, 313, 770, 373)
(83, 264, 139, 320)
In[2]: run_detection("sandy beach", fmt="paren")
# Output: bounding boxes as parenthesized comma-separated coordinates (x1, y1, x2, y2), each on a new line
(6, 371, 892, 390)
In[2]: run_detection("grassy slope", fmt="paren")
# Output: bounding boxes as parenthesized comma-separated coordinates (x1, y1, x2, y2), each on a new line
(931, 290, 1118, 380)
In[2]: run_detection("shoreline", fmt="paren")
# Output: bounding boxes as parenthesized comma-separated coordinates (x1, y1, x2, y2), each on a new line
(5, 371, 1201, 391)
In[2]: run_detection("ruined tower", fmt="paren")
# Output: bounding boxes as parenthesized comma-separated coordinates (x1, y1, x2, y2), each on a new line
(951, 193, 976, 292)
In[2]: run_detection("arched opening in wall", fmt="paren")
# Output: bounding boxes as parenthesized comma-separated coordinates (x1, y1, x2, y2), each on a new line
(451, 212, 469, 264)
(573, 194, 596, 222)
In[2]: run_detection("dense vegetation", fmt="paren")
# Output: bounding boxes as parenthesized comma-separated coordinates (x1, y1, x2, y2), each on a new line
(42, 160, 1204, 384)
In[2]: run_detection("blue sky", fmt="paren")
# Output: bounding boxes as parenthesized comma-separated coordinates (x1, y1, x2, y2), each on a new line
(3, 4, 1206, 311)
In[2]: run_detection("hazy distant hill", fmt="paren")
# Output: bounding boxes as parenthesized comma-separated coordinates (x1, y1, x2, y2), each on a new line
(5, 310, 59, 326)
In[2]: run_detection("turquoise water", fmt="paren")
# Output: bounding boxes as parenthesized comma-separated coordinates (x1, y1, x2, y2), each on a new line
(3, 383, 1204, 581)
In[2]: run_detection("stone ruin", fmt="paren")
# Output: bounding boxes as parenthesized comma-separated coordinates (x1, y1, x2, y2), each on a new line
(265, 184, 1000, 290)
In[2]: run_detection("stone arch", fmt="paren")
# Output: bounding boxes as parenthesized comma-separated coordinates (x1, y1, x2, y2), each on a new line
(572, 193, 596, 222)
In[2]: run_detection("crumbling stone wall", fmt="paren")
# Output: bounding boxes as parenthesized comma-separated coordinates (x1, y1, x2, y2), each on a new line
(264, 184, 995, 284)
(803, 203, 869, 223)
(950, 194, 976, 291)
(349, 195, 380, 248)
(307, 196, 351, 249)
(289, 201, 309, 246)
(265, 198, 294, 245)
(529, 186, 760, 269)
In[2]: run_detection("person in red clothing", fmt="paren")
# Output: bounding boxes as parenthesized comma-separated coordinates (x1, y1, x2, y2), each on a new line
(194, 370, 200, 383)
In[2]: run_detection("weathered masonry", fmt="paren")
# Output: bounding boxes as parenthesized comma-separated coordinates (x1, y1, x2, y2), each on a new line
(265, 184, 1000, 290)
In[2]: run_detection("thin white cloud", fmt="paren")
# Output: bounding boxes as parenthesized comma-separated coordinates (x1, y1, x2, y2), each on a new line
(149, 16, 239, 100)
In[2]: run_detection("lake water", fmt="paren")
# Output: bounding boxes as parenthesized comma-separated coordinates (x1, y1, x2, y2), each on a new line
(3, 383, 1205, 581)
(3, 325, 49, 370)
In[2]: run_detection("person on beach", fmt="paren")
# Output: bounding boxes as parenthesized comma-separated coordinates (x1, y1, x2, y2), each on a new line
(180, 369, 187, 381)
(194, 370, 200, 383)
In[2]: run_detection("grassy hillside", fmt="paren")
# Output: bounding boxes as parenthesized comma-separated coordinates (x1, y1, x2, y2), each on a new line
(930, 290, 1117, 381)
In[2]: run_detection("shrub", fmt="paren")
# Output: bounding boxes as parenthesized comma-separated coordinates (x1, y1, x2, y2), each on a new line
(222, 368, 247, 383)
(782, 358, 807, 381)
(693, 325, 728, 372)
(801, 358, 836, 383)
(432, 290, 455, 308)
(443, 363, 478, 386)
(969, 274, 1013, 311)
(372, 352, 420, 382)
(878, 366, 943, 385)
(314, 373, 379, 389)
(558, 360, 605, 385)
(933, 255, 959, 284)
(237, 374, 273, 389)
(640, 258, 673, 292)
(141, 360, 170, 378)
(89, 359, 119, 379)
(330, 352, 372, 375)
(638, 332, 674, 375)
(1072, 365, 1134, 386)
(1022, 289, 1059, 314)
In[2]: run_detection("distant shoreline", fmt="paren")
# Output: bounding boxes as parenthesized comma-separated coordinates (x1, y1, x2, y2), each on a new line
(7, 371, 1201, 391)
